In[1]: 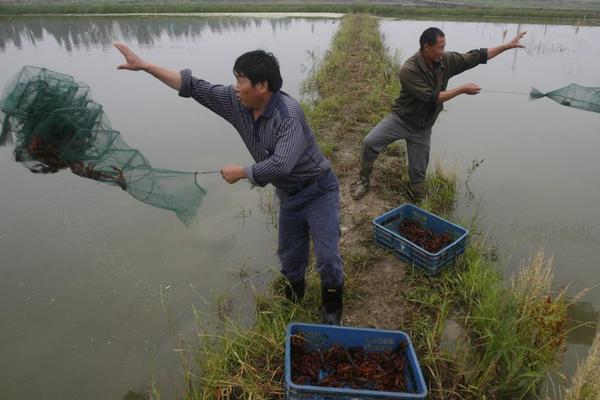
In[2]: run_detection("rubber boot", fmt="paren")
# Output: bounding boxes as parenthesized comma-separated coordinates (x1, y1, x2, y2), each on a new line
(409, 181, 425, 203)
(284, 278, 305, 303)
(351, 160, 374, 200)
(321, 283, 343, 325)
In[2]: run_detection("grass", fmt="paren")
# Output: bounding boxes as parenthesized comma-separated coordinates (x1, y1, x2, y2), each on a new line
(180, 274, 323, 399)
(402, 244, 572, 398)
(564, 329, 600, 400)
(161, 13, 591, 400)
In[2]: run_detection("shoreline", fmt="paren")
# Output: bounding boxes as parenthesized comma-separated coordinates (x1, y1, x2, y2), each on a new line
(0, 12, 344, 18)
(1, 4, 599, 26)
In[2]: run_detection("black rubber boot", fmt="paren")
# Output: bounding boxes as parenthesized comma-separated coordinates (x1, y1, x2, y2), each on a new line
(408, 181, 425, 203)
(351, 160, 374, 200)
(321, 283, 343, 325)
(284, 278, 305, 303)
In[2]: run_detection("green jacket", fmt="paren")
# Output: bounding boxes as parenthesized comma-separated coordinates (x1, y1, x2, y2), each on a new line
(392, 48, 488, 129)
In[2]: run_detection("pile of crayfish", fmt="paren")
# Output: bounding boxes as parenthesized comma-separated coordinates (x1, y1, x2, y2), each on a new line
(397, 218, 452, 253)
(290, 334, 410, 392)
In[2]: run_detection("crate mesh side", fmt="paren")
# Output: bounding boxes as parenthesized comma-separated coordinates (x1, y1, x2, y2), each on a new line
(300, 330, 329, 351)
(364, 337, 396, 352)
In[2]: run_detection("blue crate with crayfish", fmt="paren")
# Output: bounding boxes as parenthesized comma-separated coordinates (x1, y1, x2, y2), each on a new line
(373, 204, 469, 275)
(285, 323, 427, 400)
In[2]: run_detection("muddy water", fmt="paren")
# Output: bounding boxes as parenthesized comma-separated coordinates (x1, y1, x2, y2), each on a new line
(0, 15, 339, 400)
(380, 19, 600, 384)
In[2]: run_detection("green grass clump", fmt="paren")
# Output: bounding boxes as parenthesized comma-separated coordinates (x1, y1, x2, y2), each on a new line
(422, 162, 457, 213)
(465, 252, 569, 397)
(403, 242, 572, 399)
(184, 275, 322, 399)
(564, 329, 600, 400)
(302, 13, 399, 141)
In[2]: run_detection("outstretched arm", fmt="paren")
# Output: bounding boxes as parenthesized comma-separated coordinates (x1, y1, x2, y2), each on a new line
(438, 83, 481, 103)
(401, 67, 482, 105)
(437, 32, 526, 103)
(487, 31, 527, 61)
(114, 42, 181, 91)
(115, 42, 239, 126)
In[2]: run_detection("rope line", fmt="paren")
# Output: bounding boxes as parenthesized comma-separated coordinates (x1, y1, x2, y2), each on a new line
(482, 89, 530, 95)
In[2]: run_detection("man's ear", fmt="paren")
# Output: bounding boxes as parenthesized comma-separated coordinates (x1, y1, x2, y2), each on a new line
(257, 80, 269, 94)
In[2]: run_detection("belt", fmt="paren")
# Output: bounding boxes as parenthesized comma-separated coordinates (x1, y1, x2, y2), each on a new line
(284, 170, 329, 197)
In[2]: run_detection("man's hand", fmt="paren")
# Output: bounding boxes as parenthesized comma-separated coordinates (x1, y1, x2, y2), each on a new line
(438, 82, 481, 103)
(221, 164, 247, 184)
(488, 31, 527, 60)
(507, 31, 527, 49)
(114, 42, 148, 71)
(461, 83, 481, 95)
(113, 42, 181, 90)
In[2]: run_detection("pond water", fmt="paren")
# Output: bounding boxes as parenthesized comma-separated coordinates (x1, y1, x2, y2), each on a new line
(381, 18, 600, 384)
(1, 13, 598, 400)
(0, 15, 339, 400)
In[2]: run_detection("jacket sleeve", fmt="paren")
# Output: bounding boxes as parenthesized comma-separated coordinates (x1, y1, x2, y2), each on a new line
(444, 48, 488, 78)
(178, 69, 239, 125)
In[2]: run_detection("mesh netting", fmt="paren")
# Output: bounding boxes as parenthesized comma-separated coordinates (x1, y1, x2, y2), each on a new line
(0, 66, 206, 226)
(530, 84, 600, 114)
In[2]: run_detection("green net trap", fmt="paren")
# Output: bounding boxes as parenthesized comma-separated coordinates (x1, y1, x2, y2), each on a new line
(530, 84, 600, 114)
(0, 66, 207, 226)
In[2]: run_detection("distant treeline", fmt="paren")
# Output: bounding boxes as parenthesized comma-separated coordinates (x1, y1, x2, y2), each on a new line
(1, 2, 600, 25)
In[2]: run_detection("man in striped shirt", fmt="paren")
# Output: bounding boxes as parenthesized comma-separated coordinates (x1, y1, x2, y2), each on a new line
(115, 43, 344, 325)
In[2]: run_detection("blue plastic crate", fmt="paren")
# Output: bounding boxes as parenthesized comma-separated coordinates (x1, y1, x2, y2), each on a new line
(285, 323, 427, 400)
(373, 204, 469, 275)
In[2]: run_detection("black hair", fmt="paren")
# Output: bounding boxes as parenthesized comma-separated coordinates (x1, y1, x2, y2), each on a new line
(233, 50, 283, 92)
(419, 27, 445, 50)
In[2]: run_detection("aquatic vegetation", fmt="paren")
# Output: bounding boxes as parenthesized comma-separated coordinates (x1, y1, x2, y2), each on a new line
(564, 330, 600, 400)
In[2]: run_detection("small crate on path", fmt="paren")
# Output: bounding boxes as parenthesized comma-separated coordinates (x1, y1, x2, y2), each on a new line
(285, 323, 427, 400)
(373, 203, 469, 275)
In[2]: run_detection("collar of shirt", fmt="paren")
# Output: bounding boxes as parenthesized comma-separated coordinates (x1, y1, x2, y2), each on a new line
(242, 91, 281, 120)
(415, 50, 445, 78)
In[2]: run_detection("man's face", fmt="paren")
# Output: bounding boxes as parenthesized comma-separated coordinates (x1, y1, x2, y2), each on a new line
(424, 36, 446, 64)
(234, 75, 267, 109)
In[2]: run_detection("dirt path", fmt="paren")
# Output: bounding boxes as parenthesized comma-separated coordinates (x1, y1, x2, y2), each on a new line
(307, 14, 412, 330)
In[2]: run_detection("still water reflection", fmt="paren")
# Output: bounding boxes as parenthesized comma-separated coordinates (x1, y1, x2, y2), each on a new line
(0, 15, 339, 400)
(381, 19, 600, 383)
(0, 16, 329, 52)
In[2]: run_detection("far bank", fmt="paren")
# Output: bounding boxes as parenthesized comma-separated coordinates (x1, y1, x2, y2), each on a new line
(1, 2, 600, 26)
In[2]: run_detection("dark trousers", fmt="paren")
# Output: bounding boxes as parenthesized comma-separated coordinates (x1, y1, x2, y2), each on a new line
(277, 170, 344, 287)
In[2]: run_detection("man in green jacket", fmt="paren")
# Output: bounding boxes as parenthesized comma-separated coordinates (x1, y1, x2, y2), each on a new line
(352, 27, 527, 201)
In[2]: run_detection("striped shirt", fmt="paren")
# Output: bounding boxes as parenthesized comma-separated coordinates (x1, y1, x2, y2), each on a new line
(179, 69, 331, 194)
